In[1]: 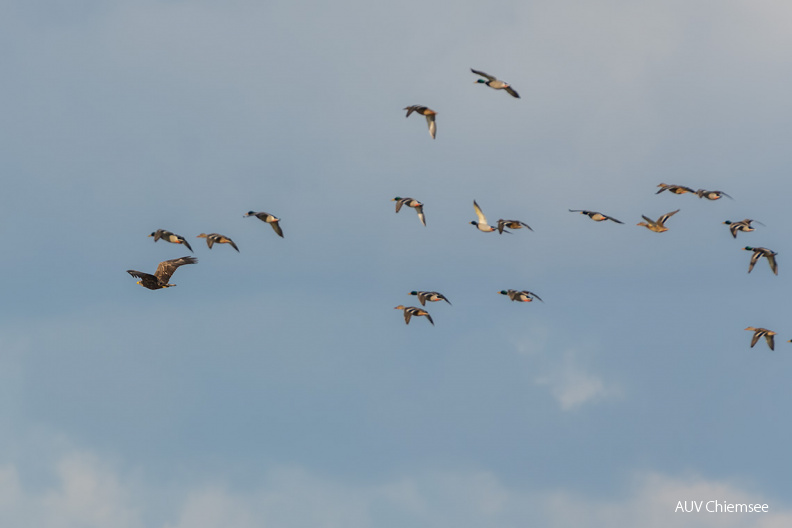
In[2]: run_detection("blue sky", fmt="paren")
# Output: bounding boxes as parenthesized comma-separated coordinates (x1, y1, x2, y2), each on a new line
(2, 0, 792, 526)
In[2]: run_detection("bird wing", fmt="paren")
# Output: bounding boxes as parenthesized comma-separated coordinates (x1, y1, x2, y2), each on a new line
(270, 221, 284, 238)
(767, 253, 778, 275)
(403, 310, 412, 325)
(417, 293, 427, 306)
(424, 312, 434, 326)
(505, 86, 520, 98)
(414, 204, 426, 226)
(127, 270, 156, 282)
(395, 198, 408, 213)
(425, 114, 436, 139)
(519, 221, 533, 231)
(179, 237, 193, 252)
(471, 68, 496, 81)
(750, 331, 760, 348)
(606, 215, 624, 224)
(748, 251, 760, 273)
(528, 291, 544, 302)
(155, 256, 198, 284)
(658, 209, 680, 225)
(767, 333, 775, 350)
(641, 215, 655, 224)
(473, 200, 488, 225)
(228, 239, 240, 252)
(404, 105, 417, 117)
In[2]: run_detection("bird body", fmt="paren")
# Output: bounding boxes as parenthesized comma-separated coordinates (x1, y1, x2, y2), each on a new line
(394, 305, 434, 326)
(744, 246, 778, 275)
(499, 289, 543, 302)
(127, 256, 197, 290)
(149, 229, 193, 252)
(745, 327, 776, 350)
(404, 105, 437, 139)
(724, 219, 761, 238)
(197, 233, 239, 252)
(392, 197, 426, 226)
(696, 189, 732, 200)
(471, 200, 497, 232)
(244, 211, 284, 238)
(409, 291, 451, 306)
(471, 69, 520, 98)
(656, 183, 694, 195)
(497, 219, 532, 234)
(637, 209, 680, 232)
(569, 209, 623, 223)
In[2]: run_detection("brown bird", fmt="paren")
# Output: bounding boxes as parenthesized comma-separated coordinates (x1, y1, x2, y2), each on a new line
(637, 209, 680, 233)
(745, 327, 776, 350)
(197, 233, 239, 252)
(394, 305, 434, 326)
(656, 183, 694, 195)
(403, 105, 437, 139)
(244, 211, 284, 238)
(149, 229, 193, 252)
(744, 246, 778, 275)
(127, 256, 197, 290)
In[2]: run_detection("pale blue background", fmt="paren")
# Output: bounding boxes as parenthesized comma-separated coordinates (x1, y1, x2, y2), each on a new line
(1, 1, 791, 526)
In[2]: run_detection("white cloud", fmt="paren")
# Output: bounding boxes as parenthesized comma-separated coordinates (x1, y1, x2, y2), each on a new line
(1, 452, 790, 528)
(534, 350, 614, 410)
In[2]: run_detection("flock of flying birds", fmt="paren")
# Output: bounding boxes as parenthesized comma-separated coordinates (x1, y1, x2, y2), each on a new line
(127, 68, 782, 349)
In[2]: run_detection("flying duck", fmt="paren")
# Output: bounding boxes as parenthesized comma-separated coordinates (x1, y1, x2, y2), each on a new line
(724, 219, 763, 238)
(197, 233, 239, 252)
(392, 197, 426, 226)
(127, 256, 197, 290)
(744, 246, 778, 275)
(656, 183, 695, 195)
(568, 209, 623, 223)
(696, 189, 732, 200)
(244, 211, 284, 238)
(637, 209, 680, 232)
(745, 327, 776, 350)
(149, 229, 193, 252)
(394, 305, 434, 326)
(498, 290, 543, 302)
(471, 68, 520, 98)
(497, 219, 532, 234)
(471, 200, 498, 232)
(404, 105, 437, 139)
(409, 291, 452, 306)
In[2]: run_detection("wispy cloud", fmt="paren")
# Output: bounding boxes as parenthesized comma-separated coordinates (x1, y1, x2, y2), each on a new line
(1, 452, 790, 528)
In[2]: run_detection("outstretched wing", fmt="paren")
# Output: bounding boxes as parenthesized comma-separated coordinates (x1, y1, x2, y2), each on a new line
(180, 237, 194, 252)
(471, 68, 496, 81)
(473, 200, 488, 225)
(425, 114, 436, 139)
(424, 312, 434, 326)
(606, 215, 624, 224)
(127, 270, 156, 283)
(505, 86, 520, 98)
(658, 209, 680, 225)
(155, 256, 198, 284)
(767, 253, 778, 275)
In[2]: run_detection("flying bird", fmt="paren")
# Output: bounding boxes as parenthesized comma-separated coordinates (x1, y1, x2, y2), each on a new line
(392, 197, 426, 226)
(394, 305, 434, 326)
(498, 290, 543, 302)
(149, 229, 193, 252)
(637, 209, 680, 233)
(724, 219, 763, 238)
(471, 200, 498, 232)
(471, 68, 520, 98)
(744, 246, 778, 275)
(197, 233, 239, 252)
(127, 256, 197, 290)
(404, 105, 437, 139)
(409, 291, 452, 306)
(696, 189, 732, 200)
(656, 183, 695, 195)
(745, 327, 776, 350)
(568, 210, 623, 224)
(244, 211, 284, 238)
(497, 219, 533, 234)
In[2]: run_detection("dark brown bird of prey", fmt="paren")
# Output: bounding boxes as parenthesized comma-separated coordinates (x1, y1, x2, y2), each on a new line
(127, 256, 197, 290)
